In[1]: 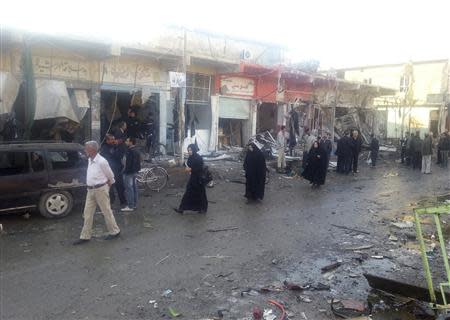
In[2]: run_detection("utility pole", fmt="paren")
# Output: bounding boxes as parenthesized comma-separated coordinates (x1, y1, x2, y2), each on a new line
(178, 29, 187, 165)
(331, 81, 337, 143)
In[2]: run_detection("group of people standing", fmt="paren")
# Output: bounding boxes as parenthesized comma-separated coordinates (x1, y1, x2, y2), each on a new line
(100, 118, 142, 212)
(276, 126, 333, 188)
(401, 130, 447, 173)
(336, 130, 379, 174)
(301, 131, 332, 188)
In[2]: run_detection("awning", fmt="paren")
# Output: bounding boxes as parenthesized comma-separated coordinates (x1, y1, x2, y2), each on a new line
(71, 89, 90, 121)
(219, 97, 250, 119)
(0, 72, 20, 115)
(35, 80, 79, 123)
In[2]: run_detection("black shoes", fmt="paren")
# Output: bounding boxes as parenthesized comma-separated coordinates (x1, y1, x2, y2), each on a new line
(104, 232, 121, 240)
(173, 208, 184, 214)
(73, 239, 90, 245)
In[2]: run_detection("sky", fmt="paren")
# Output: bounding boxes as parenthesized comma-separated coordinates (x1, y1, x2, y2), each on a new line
(1, 0, 449, 69)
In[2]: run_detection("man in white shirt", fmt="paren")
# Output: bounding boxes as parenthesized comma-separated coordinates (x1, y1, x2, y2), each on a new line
(74, 141, 121, 245)
(277, 125, 288, 172)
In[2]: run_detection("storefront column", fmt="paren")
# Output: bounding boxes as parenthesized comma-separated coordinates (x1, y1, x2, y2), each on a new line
(241, 100, 257, 145)
(277, 103, 287, 128)
(209, 95, 219, 151)
(90, 87, 101, 142)
(159, 90, 169, 150)
(250, 101, 257, 136)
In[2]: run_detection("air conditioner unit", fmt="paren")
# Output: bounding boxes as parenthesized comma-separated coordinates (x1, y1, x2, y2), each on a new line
(241, 49, 253, 60)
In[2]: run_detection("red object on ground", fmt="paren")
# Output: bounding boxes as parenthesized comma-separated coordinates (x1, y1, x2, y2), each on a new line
(253, 306, 263, 320)
(267, 299, 286, 320)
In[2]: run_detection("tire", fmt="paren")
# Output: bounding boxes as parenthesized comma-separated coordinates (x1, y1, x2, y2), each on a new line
(136, 168, 151, 189)
(38, 191, 74, 218)
(146, 167, 168, 191)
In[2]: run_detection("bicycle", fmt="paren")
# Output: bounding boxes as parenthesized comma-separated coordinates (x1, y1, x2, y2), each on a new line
(136, 164, 169, 192)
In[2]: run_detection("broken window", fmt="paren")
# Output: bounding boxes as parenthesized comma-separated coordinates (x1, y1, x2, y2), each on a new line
(49, 151, 84, 170)
(400, 75, 410, 92)
(0, 152, 30, 176)
(186, 73, 211, 105)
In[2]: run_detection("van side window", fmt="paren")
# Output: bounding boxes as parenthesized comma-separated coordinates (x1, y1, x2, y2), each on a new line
(49, 151, 83, 170)
(30, 151, 45, 172)
(0, 152, 30, 176)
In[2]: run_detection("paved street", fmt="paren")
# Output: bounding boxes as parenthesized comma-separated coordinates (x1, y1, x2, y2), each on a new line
(1, 158, 449, 319)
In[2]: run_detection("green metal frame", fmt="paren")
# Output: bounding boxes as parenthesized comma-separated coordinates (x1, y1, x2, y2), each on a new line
(415, 204, 450, 309)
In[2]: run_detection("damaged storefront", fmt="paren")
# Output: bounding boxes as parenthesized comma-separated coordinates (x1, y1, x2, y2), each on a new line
(212, 75, 257, 149)
(181, 72, 213, 153)
(0, 35, 171, 149)
(98, 56, 169, 156)
(0, 74, 91, 143)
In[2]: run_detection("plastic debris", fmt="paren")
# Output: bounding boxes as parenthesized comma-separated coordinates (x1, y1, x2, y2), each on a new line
(241, 289, 259, 297)
(297, 295, 312, 303)
(162, 289, 173, 298)
(263, 309, 276, 320)
(168, 307, 181, 318)
(388, 235, 398, 241)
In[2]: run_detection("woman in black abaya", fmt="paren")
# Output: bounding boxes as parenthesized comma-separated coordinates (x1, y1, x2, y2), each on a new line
(301, 141, 327, 188)
(174, 144, 208, 214)
(244, 143, 266, 202)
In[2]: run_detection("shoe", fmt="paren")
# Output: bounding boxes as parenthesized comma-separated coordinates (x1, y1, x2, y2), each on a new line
(73, 239, 90, 245)
(173, 208, 183, 214)
(104, 232, 120, 240)
(121, 206, 134, 212)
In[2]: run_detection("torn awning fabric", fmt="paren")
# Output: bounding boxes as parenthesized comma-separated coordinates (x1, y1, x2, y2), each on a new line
(34, 79, 79, 123)
(0, 71, 20, 115)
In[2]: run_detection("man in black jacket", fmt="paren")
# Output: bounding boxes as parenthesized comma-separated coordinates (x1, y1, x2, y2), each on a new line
(370, 134, 380, 167)
(320, 132, 333, 169)
(100, 134, 127, 207)
(336, 131, 352, 174)
(350, 129, 362, 174)
(439, 132, 450, 168)
(121, 137, 141, 212)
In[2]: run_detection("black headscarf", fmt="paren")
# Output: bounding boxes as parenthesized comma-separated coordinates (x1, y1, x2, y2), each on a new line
(188, 143, 199, 154)
(302, 141, 328, 185)
(179, 143, 207, 212)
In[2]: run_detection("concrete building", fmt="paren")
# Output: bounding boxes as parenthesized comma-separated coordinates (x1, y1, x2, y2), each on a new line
(335, 59, 450, 139)
(0, 27, 286, 152)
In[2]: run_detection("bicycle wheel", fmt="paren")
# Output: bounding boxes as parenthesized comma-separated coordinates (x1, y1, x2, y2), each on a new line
(146, 166, 168, 191)
(136, 168, 151, 189)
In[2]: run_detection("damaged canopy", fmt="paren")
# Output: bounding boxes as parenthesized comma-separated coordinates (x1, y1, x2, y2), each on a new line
(0, 71, 20, 115)
(70, 89, 90, 121)
(35, 80, 79, 123)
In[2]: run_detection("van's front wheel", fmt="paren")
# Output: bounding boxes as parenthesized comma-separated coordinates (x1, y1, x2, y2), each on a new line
(39, 191, 73, 218)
